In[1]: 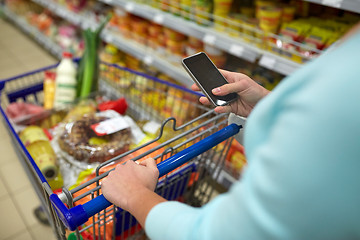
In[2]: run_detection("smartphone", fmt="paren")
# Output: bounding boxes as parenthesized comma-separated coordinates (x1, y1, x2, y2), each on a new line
(182, 52, 238, 106)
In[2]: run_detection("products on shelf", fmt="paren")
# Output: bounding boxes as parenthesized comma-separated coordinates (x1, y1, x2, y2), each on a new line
(226, 54, 283, 90)
(194, 0, 213, 25)
(137, 0, 359, 63)
(6, 0, 84, 56)
(272, 13, 358, 62)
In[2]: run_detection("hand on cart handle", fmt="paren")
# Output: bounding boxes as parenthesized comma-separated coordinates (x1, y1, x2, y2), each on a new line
(191, 69, 270, 117)
(101, 158, 159, 212)
(49, 123, 242, 231)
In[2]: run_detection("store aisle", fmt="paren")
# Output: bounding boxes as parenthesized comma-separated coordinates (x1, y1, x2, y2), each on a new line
(0, 18, 57, 240)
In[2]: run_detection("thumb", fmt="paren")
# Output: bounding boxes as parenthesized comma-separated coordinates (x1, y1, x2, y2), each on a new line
(212, 81, 246, 96)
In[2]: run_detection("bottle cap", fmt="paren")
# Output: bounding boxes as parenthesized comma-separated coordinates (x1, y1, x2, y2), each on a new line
(62, 52, 73, 58)
(44, 71, 56, 80)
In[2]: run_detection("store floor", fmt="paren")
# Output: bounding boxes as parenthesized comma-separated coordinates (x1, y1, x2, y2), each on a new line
(0, 18, 57, 240)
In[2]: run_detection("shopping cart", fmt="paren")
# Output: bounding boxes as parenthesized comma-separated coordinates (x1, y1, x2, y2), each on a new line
(0, 61, 243, 240)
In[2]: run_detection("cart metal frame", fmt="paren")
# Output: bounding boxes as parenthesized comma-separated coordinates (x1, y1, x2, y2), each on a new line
(0, 62, 239, 240)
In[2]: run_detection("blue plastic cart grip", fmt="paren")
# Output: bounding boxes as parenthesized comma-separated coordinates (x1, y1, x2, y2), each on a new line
(51, 123, 241, 231)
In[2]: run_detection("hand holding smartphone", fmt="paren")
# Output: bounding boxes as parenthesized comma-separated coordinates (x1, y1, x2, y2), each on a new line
(182, 52, 238, 106)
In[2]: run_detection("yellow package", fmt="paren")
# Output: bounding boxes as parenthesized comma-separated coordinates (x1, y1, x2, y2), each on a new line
(302, 27, 333, 50)
(63, 100, 97, 123)
(43, 71, 56, 110)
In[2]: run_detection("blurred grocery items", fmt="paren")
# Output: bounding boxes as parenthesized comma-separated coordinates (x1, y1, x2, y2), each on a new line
(63, 100, 97, 123)
(20, 126, 59, 181)
(195, 0, 213, 25)
(258, 6, 282, 33)
(57, 114, 132, 163)
(3, 0, 360, 190)
(26, 139, 59, 180)
(20, 125, 49, 146)
(98, 97, 128, 115)
(6, 102, 44, 120)
(43, 71, 57, 110)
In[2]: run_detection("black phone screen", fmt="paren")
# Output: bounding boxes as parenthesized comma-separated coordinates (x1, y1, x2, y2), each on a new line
(183, 52, 238, 105)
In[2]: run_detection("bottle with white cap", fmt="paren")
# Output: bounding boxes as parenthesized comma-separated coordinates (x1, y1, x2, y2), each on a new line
(54, 52, 77, 108)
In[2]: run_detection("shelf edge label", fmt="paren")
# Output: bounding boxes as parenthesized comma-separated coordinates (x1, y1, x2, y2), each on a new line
(203, 34, 216, 45)
(321, 0, 342, 8)
(143, 55, 153, 65)
(125, 3, 135, 12)
(153, 14, 164, 24)
(259, 55, 276, 70)
(229, 44, 244, 58)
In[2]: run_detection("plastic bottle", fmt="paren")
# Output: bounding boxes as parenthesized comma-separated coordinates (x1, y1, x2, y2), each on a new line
(54, 52, 77, 108)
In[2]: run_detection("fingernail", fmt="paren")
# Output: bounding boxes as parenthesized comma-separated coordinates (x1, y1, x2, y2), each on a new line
(213, 88, 221, 93)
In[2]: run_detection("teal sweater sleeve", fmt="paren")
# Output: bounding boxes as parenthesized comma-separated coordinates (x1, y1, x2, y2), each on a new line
(145, 32, 360, 240)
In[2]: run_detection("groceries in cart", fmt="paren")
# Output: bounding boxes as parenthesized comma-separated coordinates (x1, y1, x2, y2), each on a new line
(8, 94, 163, 192)
(0, 57, 245, 239)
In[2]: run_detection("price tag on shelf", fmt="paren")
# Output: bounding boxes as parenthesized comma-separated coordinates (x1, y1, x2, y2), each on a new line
(125, 3, 135, 12)
(143, 55, 153, 65)
(203, 34, 216, 45)
(229, 44, 244, 58)
(321, 0, 343, 8)
(153, 14, 164, 24)
(259, 55, 276, 70)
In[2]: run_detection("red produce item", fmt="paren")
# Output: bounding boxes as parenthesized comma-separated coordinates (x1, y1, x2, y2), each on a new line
(6, 102, 44, 119)
(98, 98, 128, 115)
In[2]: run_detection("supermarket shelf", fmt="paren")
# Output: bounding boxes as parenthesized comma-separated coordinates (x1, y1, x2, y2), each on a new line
(101, 0, 303, 75)
(101, 30, 193, 87)
(304, 0, 360, 14)
(258, 52, 301, 76)
(100, 0, 259, 63)
(2, 6, 62, 59)
(31, 0, 193, 87)
(32, 0, 82, 25)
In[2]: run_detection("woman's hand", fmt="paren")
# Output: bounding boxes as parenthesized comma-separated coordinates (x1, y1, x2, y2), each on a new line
(101, 158, 159, 212)
(191, 69, 270, 117)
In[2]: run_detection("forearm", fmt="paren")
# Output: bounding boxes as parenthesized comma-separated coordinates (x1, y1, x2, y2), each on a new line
(126, 187, 167, 227)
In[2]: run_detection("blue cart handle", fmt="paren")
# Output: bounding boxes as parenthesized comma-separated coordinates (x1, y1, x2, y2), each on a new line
(50, 123, 241, 231)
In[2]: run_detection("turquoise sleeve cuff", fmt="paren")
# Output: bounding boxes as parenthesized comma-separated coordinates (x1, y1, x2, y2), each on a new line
(145, 201, 201, 240)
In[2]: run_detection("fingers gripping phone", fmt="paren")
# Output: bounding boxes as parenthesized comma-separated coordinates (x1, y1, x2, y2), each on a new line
(182, 52, 238, 106)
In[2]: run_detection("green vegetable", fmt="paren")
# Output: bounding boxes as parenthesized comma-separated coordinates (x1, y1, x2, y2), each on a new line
(77, 14, 112, 98)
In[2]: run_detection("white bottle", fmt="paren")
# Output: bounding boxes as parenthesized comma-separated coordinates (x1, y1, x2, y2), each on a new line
(54, 52, 77, 108)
